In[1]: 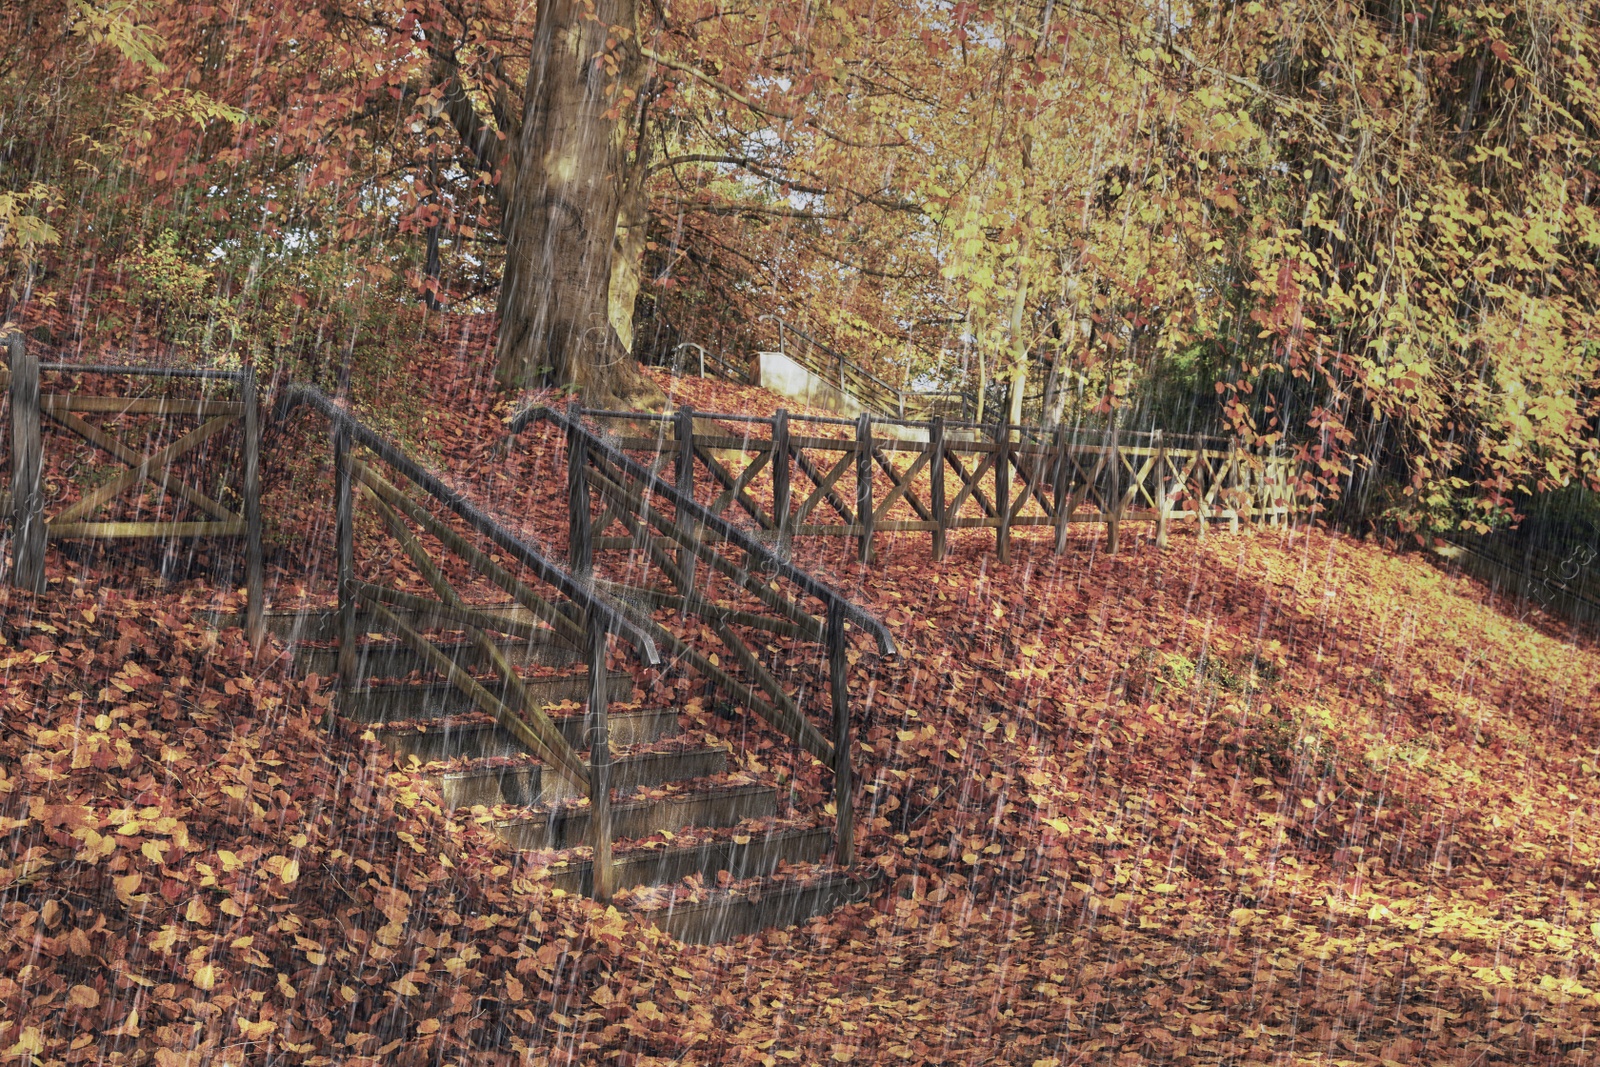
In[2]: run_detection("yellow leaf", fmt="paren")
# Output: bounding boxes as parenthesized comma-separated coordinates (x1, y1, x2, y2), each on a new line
(237, 1017, 274, 1041)
(68, 984, 99, 1008)
(192, 964, 218, 991)
(417, 1019, 441, 1035)
(279, 858, 300, 885)
(391, 978, 420, 996)
(1044, 817, 1072, 834)
(184, 897, 213, 925)
(1152, 883, 1178, 894)
(6, 1026, 44, 1055)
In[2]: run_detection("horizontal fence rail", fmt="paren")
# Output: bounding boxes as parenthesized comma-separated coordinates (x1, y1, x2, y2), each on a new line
(569, 405, 1304, 564)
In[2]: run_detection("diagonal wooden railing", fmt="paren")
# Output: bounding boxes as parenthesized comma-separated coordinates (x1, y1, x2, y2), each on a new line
(505, 404, 897, 870)
(275, 385, 662, 901)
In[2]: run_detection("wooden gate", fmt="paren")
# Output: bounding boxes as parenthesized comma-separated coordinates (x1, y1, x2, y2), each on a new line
(3, 336, 263, 641)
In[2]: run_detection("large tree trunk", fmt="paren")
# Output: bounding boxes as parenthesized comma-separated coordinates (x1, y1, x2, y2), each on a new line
(494, 0, 659, 406)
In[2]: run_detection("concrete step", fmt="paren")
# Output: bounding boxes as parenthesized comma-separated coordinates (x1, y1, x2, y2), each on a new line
(292, 634, 576, 678)
(376, 707, 681, 763)
(338, 670, 632, 723)
(206, 603, 567, 645)
(498, 783, 777, 851)
(550, 826, 832, 896)
(641, 870, 866, 944)
(437, 763, 543, 808)
(401, 742, 727, 807)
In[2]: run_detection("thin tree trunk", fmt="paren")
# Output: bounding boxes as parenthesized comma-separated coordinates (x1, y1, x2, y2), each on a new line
(608, 140, 652, 355)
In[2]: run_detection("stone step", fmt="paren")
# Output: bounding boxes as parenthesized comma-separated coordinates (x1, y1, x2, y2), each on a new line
(411, 743, 727, 807)
(339, 670, 632, 723)
(292, 634, 576, 678)
(641, 870, 866, 944)
(206, 603, 565, 645)
(550, 827, 832, 896)
(376, 708, 681, 763)
(498, 783, 777, 851)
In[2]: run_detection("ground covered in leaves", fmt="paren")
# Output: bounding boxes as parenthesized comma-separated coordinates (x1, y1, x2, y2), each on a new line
(4, 336, 1600, 1065)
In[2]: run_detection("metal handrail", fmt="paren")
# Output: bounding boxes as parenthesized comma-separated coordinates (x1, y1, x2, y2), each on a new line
(760, 314, 979, 421)
(509, 403, 896, 656)
(275, 384, 661, 667)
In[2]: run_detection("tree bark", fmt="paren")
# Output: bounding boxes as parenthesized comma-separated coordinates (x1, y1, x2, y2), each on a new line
(493, 0, 659, 406)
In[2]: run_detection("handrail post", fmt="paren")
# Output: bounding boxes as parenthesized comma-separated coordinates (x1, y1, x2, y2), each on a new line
(242, 367, 264, 647)
(333, 422, 357, 700)
(1105, 417, 1122, 555)
(566, 402, 593, 578)
(929, 416, 947, 561)
(1154, 430, 1169, 550)
(855, 413, 873, 563)
(826, 600, 854, 867)
(7, 334, 44, 592)
(1051, 424, 1070, 555)
(995, 421, 1011, 563)
(675, 405, 696, 597)
(772, 408, 792, 549)
(586, 612, 614, 902)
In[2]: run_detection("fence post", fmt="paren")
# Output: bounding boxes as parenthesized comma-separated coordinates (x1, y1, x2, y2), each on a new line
(772, 408, 792, 549)
(1105, 417, 1122, 555)
(1051, 424, 1070, 555)
(242, 368, 264, 647)
(826, 600, 855, 866)
(333, 422, 357, 698)
(994, 422, 1011, 563)
(6, 334, 44, 592)
(1154, 430, 1169, 550)
(566, 402, 592, 578)
(675, 405, 697, 597)
(586, 612, 614, 902)
(855, 413, 873, 564)
(929, 416, 947, 561)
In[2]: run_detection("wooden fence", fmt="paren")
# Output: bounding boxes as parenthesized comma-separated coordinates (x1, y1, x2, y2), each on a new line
(579, 406, 1304, 563)
(2, 338, 263, 640)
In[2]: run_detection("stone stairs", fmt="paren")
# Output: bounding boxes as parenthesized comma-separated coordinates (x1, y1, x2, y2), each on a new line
(248, 609, 864, 942)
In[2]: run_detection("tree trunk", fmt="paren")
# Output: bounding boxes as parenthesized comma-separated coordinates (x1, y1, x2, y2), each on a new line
(494, 0, 659, 406)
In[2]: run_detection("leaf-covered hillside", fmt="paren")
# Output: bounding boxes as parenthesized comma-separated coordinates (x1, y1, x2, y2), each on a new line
(3, 372, 1598, 1064)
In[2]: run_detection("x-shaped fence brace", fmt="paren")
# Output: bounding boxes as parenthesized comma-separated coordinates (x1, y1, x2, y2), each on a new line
(596, 408, 1305, 565)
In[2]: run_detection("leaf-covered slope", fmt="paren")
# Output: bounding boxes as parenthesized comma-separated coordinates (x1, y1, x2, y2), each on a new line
(4, 513, 1599, 1064)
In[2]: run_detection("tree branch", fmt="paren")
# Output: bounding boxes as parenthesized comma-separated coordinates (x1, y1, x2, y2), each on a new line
(639, 45, 908, 150)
